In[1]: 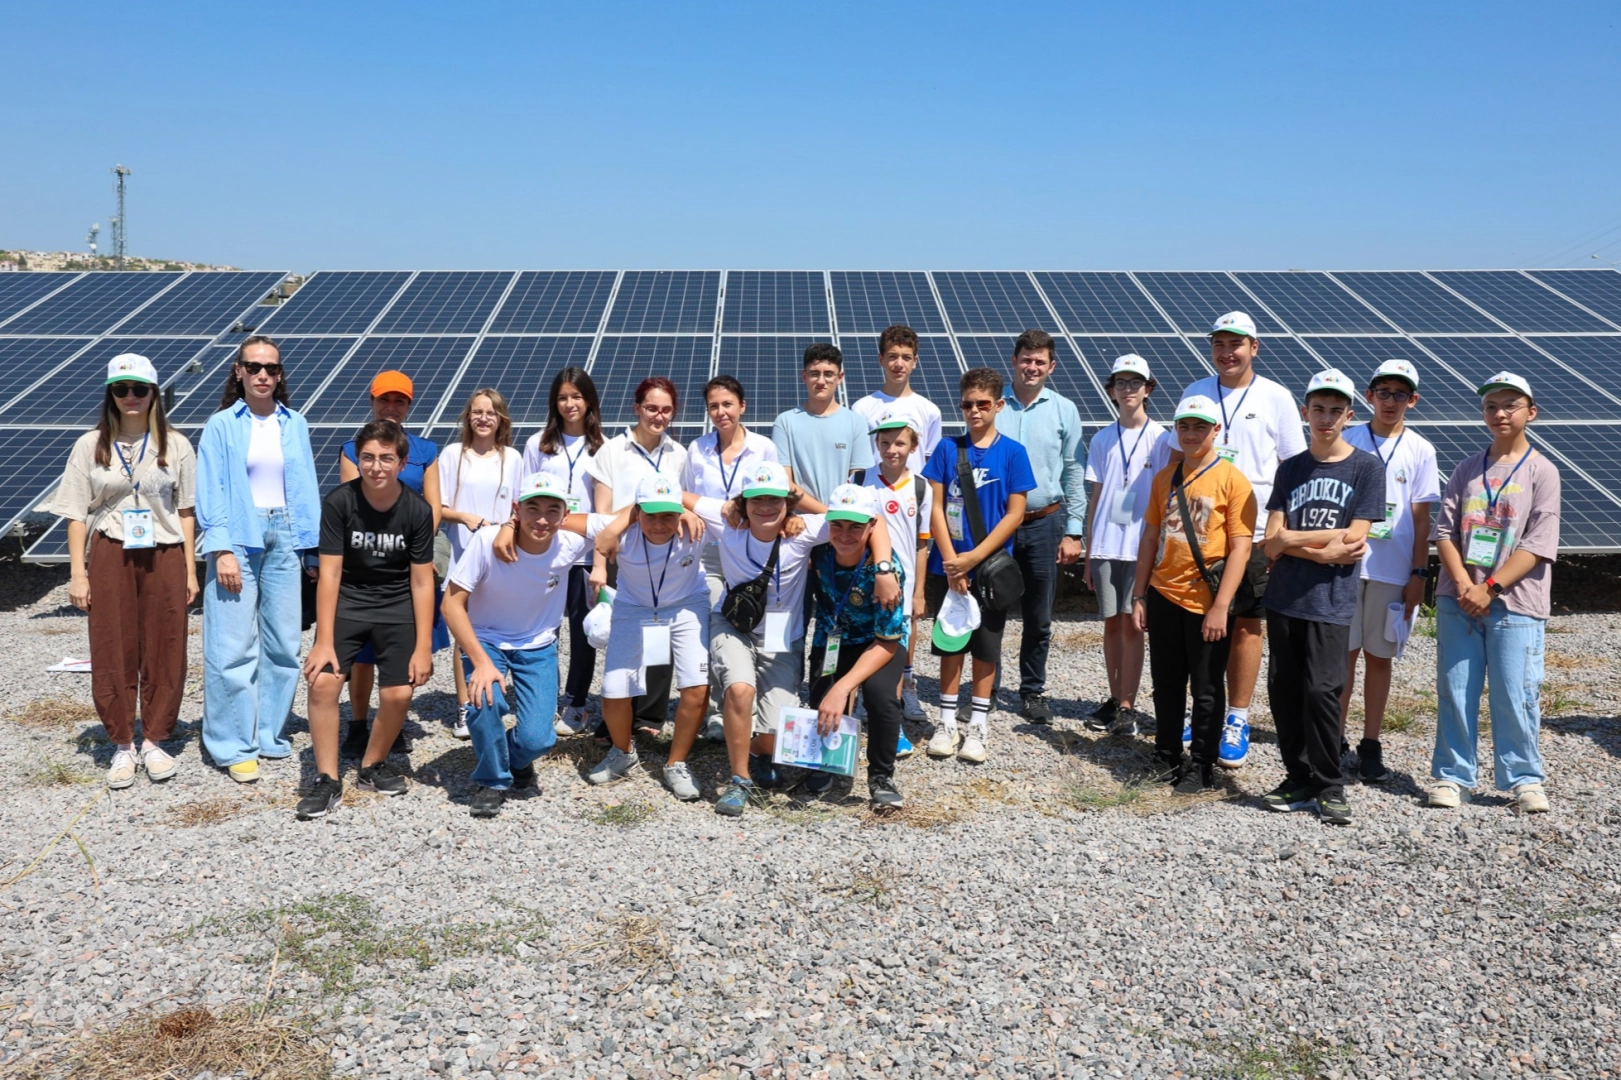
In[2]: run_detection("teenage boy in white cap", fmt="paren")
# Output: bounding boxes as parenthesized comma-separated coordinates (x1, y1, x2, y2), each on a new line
(1083, 354, 1170, 735)
(1429, 372, 1559, 814)
(1184, 312, 1308, 767)
(1337, 360, 1439, 783)
(1133, 395, 1255, 791)
(442, 473, 585, 818)
(1259, 370, 1385, 826)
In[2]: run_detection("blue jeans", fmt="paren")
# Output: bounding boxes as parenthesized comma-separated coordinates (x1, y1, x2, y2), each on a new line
(1433, 595, 1546, 790)
(461, 639, 559, 788)
(201, 509, 302, 766)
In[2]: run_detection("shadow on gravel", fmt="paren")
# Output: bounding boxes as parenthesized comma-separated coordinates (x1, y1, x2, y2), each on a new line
(1545, 712, 1621, 761)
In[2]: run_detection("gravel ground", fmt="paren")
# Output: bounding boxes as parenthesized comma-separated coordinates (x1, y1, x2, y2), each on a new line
(2, 553, 1619, 1079)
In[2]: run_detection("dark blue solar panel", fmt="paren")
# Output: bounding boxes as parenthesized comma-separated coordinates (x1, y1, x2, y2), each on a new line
(114, 272, 287, 336)
(303, 337, 476, 425)
(1416, 336, 1619, 421)
(1233, 272, 1392, 333)
(221, 305, 281, 336)
(371, 271, 515, 334)
(252, 271, 412, 335)
(1428, 271, 1612, 333)
(590, 336, 712, 425)
(931, 272, 1053, 334)
(605, 272, 720, 334)
(164, 338, 362, 424)
(0, 338, 211, 425)
(306, 426, 361, 495)
(1133, 272, 1285, 335)
(722, 272, 829, 334)
(486, 271, 617, 334)
(22, 514, 68, 561)
(716, 337, 825, 422)
(1230, 334, 1330, 399)
(0, 339, 97, 413)
(1525, 270, 1621, 328)
(160, 346, 237, 423)
(0, 273, 183, 335)
(828, 271, 947, 334)
(954, 336, 1113, 422)
(0, 428, 86, 535)
(1298, 337, 1482, 421)
(1068, 336, 1214, 423)
(448, 337, 595, 425)
(1034, 272, 1174, 334)
(1330, 272, 1502, 333)
(1532, 423, 1621, 509)
(1527, 336, 1621, 402)
(0, 273, 84, 326)
(838, 335, 962, 423)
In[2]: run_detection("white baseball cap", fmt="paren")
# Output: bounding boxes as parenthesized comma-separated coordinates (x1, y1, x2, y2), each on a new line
(931, 588, 981, 651)
(1174, 394, 1221, 424)
(867, 403, 924, 436)
(1210, 311, 1259, 340)
(1305, 369, 1357, 403)
(1369, 359, 1420, 391)
(106, 353, 158, 386)
(741, 462, 792, 498)
(583, 595, 614, 649)
(826, 483, 880, 523)
(1109, 354, 1154, 382)
(517, 472, 571, 505)
(633, 473, 684, 514)
(1477, 371, 1534, 402)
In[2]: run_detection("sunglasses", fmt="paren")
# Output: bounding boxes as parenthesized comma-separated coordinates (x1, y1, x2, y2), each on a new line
(959, 399, 997, 412)
(240, 362, 283, 377)
(110, 382, 152, 399)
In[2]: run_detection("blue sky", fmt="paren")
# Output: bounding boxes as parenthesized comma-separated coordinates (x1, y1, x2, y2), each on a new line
(3, 1, 1618, 273)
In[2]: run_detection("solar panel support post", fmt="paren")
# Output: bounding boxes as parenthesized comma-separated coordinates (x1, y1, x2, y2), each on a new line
(825, 270, 846, 407)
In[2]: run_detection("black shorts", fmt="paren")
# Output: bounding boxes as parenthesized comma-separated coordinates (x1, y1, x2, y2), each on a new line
(330, 618, 419, 687)
(1230, 545, 1269, 621)
(924, 572, 1006, 664)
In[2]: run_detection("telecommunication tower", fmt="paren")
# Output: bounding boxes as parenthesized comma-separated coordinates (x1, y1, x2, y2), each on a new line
(110, 165, 131, 269)
(86, 224, 99, 258)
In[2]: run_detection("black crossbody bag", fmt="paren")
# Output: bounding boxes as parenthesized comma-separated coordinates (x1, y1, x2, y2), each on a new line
(955, 443, 1025, 614)
(1172, 463, 1225, 597)
(722, 535, 781, 634)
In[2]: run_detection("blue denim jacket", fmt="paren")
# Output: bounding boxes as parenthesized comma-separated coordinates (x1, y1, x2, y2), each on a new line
(195, 401, 322, 554)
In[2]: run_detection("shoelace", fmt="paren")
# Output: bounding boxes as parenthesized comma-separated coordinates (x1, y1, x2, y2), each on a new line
(1221, 721, 1244, 746)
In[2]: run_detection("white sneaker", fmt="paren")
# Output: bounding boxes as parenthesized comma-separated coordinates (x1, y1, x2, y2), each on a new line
(926, 724, 960, 759)
(1427, 780, 1468, 808)
(1513, 782, 1549, 814)
(107, 749, 138, 789)
(957, 726, 987, 764)
(453, 702, 473, 740)
(662, 761, 700, 801)
(902, 685, 925, 721)
(554, 705, 589, 737)
(141, 744, 178, 782)
(587, 745, 640, 785)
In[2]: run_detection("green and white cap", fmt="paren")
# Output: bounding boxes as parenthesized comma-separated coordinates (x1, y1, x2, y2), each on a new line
(931, 588, 981, 652)
(1305, 368, 1357, 402)
(634, 473, 684, 514)
(106, 353, 158, 385)
(1210, 311, 1258, 339)
(1174, 394, 1221, 424)
(1477, 370, 1534, 401)
(825, 483, 879, 523)
(517, 472, 571, 505)
(1370, 358, 1420, 391)
(1109, 354, 1153, 381)
(867, 402, 923, 436)
(741, 462, 791, 498)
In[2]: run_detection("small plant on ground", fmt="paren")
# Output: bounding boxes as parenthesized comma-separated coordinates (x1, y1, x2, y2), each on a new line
(64, 1003, 330, 1080)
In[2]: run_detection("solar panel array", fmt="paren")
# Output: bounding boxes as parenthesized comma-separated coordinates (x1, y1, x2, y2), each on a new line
(6, 268, 1621, 560)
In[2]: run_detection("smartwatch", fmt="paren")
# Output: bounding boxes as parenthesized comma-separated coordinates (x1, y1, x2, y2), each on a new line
(1486, 577, 1505, 597)
(874, 560, 896, 576)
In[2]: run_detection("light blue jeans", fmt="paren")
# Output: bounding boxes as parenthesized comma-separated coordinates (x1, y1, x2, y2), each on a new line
(202, 509, 302, 766)
(1433, 595, 1546, 791)
(462, 639, 558, 789)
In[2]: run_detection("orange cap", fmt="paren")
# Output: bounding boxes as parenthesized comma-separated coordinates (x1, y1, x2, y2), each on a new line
(369, 370, 414, 400)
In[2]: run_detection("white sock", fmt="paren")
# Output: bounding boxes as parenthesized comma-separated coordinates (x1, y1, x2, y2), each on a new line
(938, 693, 959, 727)
(970, 697, 991, 730)
(1228, 706, 1250, 724)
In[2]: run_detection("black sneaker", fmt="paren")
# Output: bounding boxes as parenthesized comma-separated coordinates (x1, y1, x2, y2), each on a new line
(1174, 763, 1214, 795)
(357, 760, 408, 797)
(1357, 739, 1391, 784)
(511, 762, 537, 791)
(1316, 785, 1353, 825)
(1020, 694, 1054, 725)
(868, 774, 904, 810)
(469, 785, 504, 819)
(1261, 780, 1318, 813)
(748, 752, 782, 790)
(1142, 754, 1183, 785)
(1109, 707, 1148, 737)
(341, 722, 369, 758)
(295, 774, 342, 820)
(1089, 697, 1119, 722)
(802, 769, 834, 796)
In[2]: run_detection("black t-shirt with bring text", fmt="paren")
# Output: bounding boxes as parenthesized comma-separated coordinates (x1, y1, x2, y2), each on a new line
(318, 480, 436, 624)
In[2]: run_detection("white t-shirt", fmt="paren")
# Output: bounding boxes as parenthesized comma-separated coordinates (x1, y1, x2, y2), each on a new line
(438, 443, 523, 560)
(1345, 424, 1441, 586)
(586, 429, 688, 512)
(1182, 373, 1307, 540)
(246, 413, 286, 509)
(522, 432, 597, 564)
(691, 497, 830, 644)
(584, 514, 708, 611)
(681, 429, 778, 503)
(448, 528, 587, 651)
(1084, 419, 1172, 561)
(859, 469, 932, 617)
(851, 391, 944, 477)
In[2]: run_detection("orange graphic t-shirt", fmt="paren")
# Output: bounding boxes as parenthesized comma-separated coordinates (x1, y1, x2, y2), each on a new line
(1143, 458, 1258, 614)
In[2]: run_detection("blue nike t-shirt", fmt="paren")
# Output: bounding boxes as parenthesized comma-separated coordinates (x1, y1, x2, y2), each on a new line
(922, 432, 1036, 576)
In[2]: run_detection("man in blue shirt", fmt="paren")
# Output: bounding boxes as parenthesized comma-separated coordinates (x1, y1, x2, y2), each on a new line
(998, 329, 1089, 724)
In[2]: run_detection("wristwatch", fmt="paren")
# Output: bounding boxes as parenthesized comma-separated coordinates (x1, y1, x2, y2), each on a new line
(1410, 567, 1430, 580)
(1485, 577, 1505, 597)
(874, 560, 895, 576)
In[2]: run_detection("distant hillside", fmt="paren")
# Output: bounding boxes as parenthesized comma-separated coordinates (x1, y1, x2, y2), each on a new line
(0, 250, 239, 273)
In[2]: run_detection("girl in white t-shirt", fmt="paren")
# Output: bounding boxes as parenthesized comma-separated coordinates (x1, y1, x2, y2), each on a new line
(439, 387, 522, 735)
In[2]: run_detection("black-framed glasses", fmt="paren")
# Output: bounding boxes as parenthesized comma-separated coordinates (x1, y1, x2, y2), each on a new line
(959, 398, 996, 412)
(1111, 378, 1148, 392)
(1372, 388, 1413, 403)
(241, 361, 283, 377)
(110, 382, 152, 399)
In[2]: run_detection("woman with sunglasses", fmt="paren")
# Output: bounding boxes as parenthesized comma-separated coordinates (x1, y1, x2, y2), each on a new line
(52, 354, 199, 789)
(337, 370, 445, 758)
(196, 336, 321, 783)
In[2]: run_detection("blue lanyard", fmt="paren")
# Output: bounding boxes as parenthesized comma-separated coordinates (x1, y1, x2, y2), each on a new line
(642, 531, 674, 617)
(715, 432, 745, 496)
(1216, 381, 1252, 446)
(1482, 446, 1534, 518)
(114, 433, 150, 497)
(1178, 457, 1220, 488)
(829, 553, 868, 627)
(744, 532, 782, 606)
(1363, 426, 1405, 471)
(562, 438, 586, 494)
(1116, 421, 1148, 490)
(631, 436, 665, 474)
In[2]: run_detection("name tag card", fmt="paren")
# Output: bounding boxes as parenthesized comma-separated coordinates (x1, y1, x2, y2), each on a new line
(946, 498, 965, 541)
(762, 610, 791, 655)
(121, 508, 155, 549)
(1368, 501, 1398, 540)
(1108, 489, 1136, 526)
(1216, 447, 1239, 464)
(820, 634, 842, 676)
(641, 620, 671, 667)
(1465, 525, 1502, 568)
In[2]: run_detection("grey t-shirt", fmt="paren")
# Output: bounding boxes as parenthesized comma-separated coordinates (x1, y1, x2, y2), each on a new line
(1263, 447, 1387, 625)
(1433, 446, 1560, 619)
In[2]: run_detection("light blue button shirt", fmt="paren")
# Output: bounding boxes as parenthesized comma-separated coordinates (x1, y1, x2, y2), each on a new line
(1000, 386, 1088, 535)
(195, 400, 322, 554)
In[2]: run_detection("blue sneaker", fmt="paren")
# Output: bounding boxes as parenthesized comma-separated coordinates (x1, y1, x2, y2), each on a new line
(715, 775, 754, 816)
(1217, 713, 1250, 768)
(1181, 713, 1192, 746)
(748, 752, 782, 790)
(895, 727, 915, 759)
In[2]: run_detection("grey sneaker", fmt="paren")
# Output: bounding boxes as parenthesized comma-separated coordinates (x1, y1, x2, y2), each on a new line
(662, 761, 701, 801)
(587, 745, 640, 785)
(700, 717, 726, 742)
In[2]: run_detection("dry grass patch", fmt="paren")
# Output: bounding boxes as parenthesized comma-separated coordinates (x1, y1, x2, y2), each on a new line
(28, 758, 98, 788)
(1053, 761, 1232, 817)
(7, 696, 98, 730)
(1051, 625, 1106, 650)
(168, 793, 261, 827)
(63, 1003, 330, 1080)
(819, 864, 902, 908)
(584, 798, 658, 828)
(1542, 679, 1590, 716)
(564, 914, 671, 991)
(1381, 688, 1437, 735)
(1543, 651, 1592, 672)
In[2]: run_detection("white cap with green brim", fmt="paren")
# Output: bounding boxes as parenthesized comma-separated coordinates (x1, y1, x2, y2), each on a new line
(1370, 358, 1420, 391)
(825, 483, 879, 523)
(1109, 354, 1153, 381)
(931, 588, 981, 652)
(741, 462, 791, 499)
(1174, 395, 1221, 424)
(518, 473, 572, 505)
(106, 353, 159, 385)
(868, 403, 923, 436)
(1305, 368, 1357, 402)
(1209, 311, 1259, 339)
(1477, 371, 1534, 401)
(633, 473, 684, 515)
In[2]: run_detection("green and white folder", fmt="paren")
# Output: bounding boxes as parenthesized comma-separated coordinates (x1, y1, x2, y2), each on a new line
(773, 706, 858, 776)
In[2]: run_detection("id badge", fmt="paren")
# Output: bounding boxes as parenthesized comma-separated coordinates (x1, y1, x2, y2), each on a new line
(821, 634, 841, 677)
(641, 620, 671, 667)
(121, 508, 155, 549)
(1465, 525, 1502, 568)
(566, 496, 583, 514)
(1108, 489, 1136, 526)
(762, 610, 791, 655)
(946, 497, 965, 541)
(1216, 446, 1239, 464)
(1368, 501, 1397, 540)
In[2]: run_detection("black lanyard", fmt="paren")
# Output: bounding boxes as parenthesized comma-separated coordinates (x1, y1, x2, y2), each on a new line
(643, 531, 674, 618)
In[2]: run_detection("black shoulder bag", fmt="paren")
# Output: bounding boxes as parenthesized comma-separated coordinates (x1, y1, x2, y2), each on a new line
(955, 442, 1025, 614)
(722, 535, 782, 634)
(1172, 463, 1225, 597)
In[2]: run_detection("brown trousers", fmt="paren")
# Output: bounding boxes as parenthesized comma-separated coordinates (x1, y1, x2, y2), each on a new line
(87, 532, 189, 744)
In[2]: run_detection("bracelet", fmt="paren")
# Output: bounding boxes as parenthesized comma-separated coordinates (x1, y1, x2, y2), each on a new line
(1132, 595, 1147, 603)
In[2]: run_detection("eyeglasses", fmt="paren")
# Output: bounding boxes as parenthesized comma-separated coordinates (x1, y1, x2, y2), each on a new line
(240, 362, 283, 377)
(358, 453, 401, 467)
(639, 404, 674, 417)
(959, 399, 997, 412)
(1110, 378, 1147, 392)
(110, 382, 152, 399)
(1372, 388, 1413, 403)
(1483, 401, 1530, 416)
